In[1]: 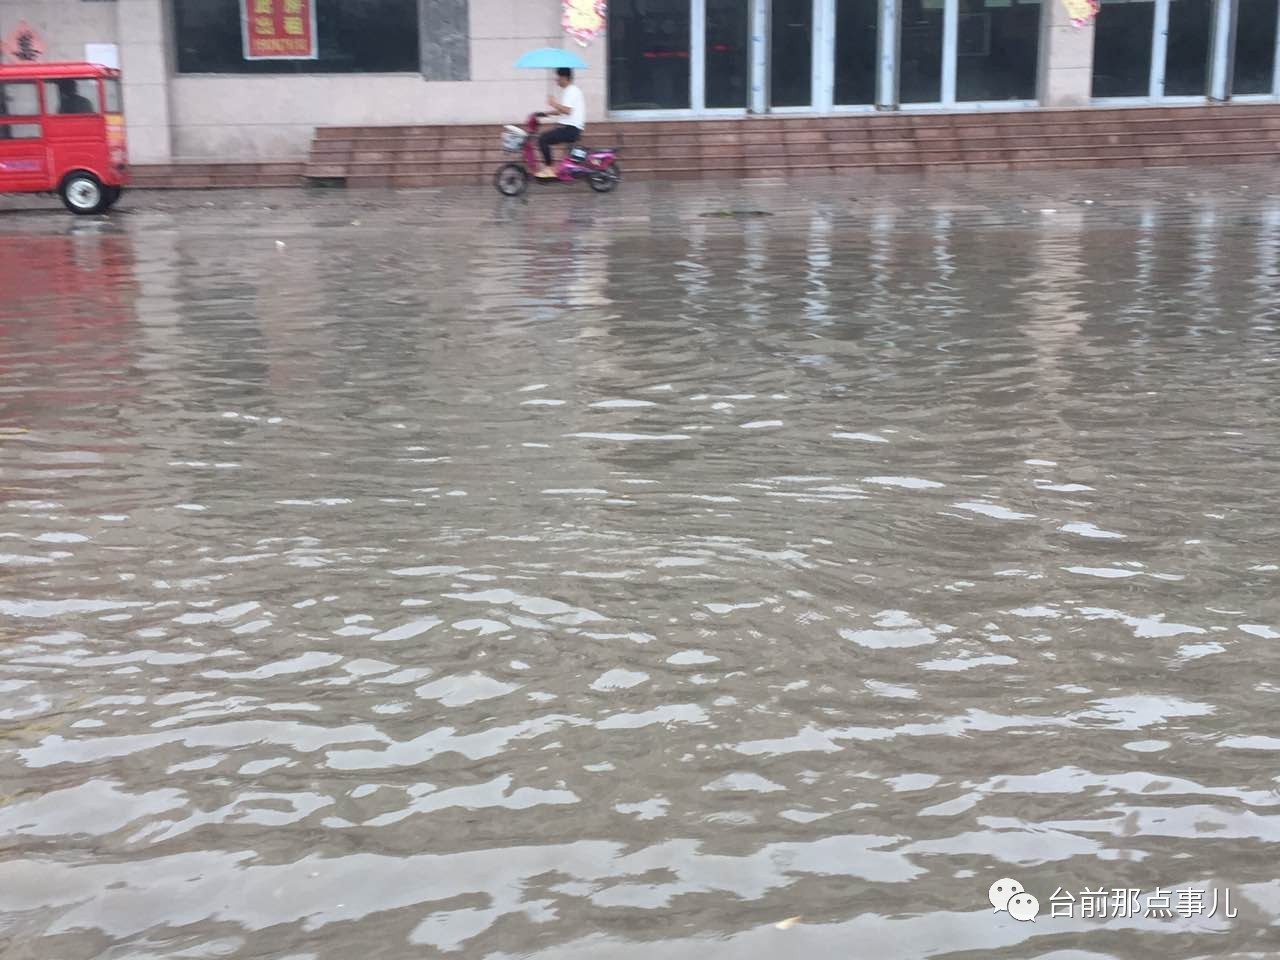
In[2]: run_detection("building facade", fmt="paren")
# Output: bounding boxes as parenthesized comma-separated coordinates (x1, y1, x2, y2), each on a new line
(1, 0, 1278, 163)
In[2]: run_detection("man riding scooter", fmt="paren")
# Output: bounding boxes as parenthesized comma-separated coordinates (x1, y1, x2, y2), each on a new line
(535, 68, 585, 179)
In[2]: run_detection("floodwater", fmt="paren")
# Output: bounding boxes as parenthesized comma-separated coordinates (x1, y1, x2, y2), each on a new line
(2, 168, 1279, 960)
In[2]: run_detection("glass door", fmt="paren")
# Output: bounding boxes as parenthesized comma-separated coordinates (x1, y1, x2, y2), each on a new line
(834, 0, 879, 104)
(899, 0, 946, 103)
(770, 0, 814, 106)
(706, 0, 751, 107)
(1091, 0, 1212, 99)
(1164, 0, 1213, 96)
(1233, 0, 1280, 95)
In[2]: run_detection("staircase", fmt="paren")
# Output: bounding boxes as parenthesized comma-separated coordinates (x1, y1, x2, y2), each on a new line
(131, 160, 306, 189)
(304, 104, 1280, 188)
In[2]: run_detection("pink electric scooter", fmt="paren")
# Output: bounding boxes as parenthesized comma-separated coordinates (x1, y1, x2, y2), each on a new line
(494, 112, 621, 197)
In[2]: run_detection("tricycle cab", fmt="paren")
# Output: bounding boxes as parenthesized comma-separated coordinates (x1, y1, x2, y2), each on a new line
(0, 61, 129, 214)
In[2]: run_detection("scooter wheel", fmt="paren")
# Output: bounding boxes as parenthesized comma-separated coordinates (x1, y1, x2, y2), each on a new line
(495, 164, 528, 197)
(588, 162, 621, 194)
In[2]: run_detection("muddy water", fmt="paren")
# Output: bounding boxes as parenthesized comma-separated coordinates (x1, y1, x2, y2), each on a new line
(2, 171, 1279, 959)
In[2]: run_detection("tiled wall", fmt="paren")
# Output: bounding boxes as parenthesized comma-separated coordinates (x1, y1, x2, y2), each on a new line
(1039, 1, 1096, 108)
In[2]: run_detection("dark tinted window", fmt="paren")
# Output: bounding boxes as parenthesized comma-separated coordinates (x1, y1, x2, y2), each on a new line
(174, 0, 419, 74)
(956, 0, 1041, 102)
(608, 0, 692, 110)
(706, 0, 748, 108)
(835, 0, 879, 105)
(1234, 0, 1279, 95)
(1092, 0, 1154, 97)
(45, 79, 102, 115)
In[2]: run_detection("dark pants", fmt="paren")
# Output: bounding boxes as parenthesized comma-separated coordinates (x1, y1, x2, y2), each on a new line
(538, 125, 581, 166)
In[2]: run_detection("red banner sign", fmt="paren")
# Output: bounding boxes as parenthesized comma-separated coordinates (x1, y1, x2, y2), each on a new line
(241, 0, 317, 60)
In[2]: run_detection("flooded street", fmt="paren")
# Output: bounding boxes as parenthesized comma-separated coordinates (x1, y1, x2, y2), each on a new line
(2, 169, 1280, 959)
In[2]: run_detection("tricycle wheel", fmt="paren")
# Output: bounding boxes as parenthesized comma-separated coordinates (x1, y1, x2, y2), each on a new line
(102, 186, 123, 210)
(588, 162, 621, 194)
(60, 172, 108, 215)
(495, 164, 528, 197)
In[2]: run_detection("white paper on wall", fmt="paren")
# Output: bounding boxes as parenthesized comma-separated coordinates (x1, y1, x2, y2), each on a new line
(85, 43, 120, 69)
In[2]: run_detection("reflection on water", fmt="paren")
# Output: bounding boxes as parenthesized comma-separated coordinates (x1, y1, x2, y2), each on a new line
(2, 172, 1279, 960)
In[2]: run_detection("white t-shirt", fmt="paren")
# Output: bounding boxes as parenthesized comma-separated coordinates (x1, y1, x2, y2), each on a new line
(558, 84, 585, 130)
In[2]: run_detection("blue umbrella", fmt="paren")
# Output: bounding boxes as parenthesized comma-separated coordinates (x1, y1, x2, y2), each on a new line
(514, 47, 588, 70)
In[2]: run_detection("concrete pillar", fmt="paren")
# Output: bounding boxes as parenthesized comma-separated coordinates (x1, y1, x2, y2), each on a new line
(581, 35, 607, 121)
(421, 0, 470, 81)
(116, 0, 173, 162)
(1038, 0, 1095, 107)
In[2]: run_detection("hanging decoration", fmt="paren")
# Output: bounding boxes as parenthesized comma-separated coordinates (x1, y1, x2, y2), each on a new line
(562, 0, 606, 47)
(1061, 0, 1100, 27)
(2, 21, 45, 63)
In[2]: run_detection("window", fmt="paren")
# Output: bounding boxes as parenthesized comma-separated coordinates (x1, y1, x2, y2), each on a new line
(900, 0, 945, 102)
(44, 79, 102, 115)
(0, 124, 41, 139)
(1164, 0, 1211, 95)
(1092, 0, 1154, 97)
(771, 0, 814, 106)
(104, 79, 122, 114)
(1234, 0, 1279, 94)
(957, 0, 1040, 101)
(835, 0, 879, 105)
(706, 0, 749, 108)
(174, 0, 419, 74)
(0, 81, 40, 116)
(608, 0, 691, 110)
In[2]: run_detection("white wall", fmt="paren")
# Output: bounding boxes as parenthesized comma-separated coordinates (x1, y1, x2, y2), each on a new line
(171, 0, 606, 159)
(3, 0, 605, 161)
(0, 0, 118, 61)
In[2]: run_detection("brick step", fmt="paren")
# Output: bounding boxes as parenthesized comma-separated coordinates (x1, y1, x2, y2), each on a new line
(333, 148, 1261, 188)
(133, 160, 304, 189)
(312, 104, 1280, 139)
(312, 113, 1280, 147)
(309, 125, 1280, 159)
(307, 137, 1280, 178)
(133, 176, 303, 189)
(321, 131, 1280, 162)
(327, 158, 1272, 190)
(135, 161, 303, 175)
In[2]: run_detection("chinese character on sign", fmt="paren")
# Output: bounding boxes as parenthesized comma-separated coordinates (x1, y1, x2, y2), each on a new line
(242, 0, 315, 60)
(1177, 887, 1206, 918)
(1079, 887, 1109, 919)
(1110, 888, 1141, 919)
(1208, 888, 1238, 919)
(1050, 887, 1075, 919)
(1146, 887, 1175, 918)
